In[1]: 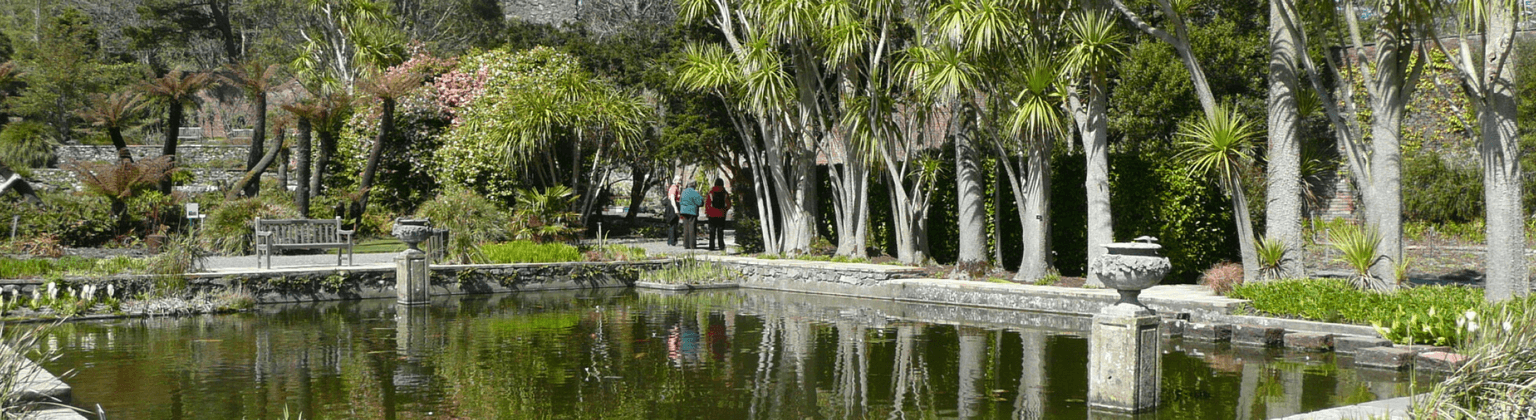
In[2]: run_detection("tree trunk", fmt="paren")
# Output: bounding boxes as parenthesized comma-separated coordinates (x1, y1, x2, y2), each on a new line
(779, 149, 818, 254)
(1482, 4, 1528, 300)
(277, 145, 288, 192)
(1017, 141, 1053, 280)
(955, 121, 988, 275)
(227, 130, 286, 201)
(1365, 39, 1412, 287)
(295, 118, 313, 218)
(356, 97, 394, 220)
(830, 160, 870, 259)
(159, 103, 183, 195)
(1231, 181, 1260, 284)
(311, 126, 336, 200)
(1264, 0, 1306, 280)
(1080, 80, 1113, 287)
(109, 127, 133, 162)
(624, 163, 650, 223)
(243, 91, 267, 197)
(0, 162, 42, 205)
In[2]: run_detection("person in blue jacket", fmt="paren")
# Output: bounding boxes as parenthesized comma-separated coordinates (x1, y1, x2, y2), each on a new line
(678, 182, 705, 249)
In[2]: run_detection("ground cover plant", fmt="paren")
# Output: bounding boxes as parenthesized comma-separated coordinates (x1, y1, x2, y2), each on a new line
(1228, 278, 1535, 347)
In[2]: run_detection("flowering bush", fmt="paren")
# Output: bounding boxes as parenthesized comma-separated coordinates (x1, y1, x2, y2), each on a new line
(337, 51, 456, 213)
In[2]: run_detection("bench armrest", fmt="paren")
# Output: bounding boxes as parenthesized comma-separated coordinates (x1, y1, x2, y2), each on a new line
(338, 230, 355, 238)
(255, 231, 273, 237)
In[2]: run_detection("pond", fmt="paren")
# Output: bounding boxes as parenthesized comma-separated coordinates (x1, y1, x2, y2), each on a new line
(42, 289, 1431, 419)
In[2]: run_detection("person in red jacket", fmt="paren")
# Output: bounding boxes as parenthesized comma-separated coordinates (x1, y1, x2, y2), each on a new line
(703, 178, 731, 251)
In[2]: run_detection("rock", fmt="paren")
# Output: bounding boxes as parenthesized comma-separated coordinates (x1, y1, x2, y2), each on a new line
(1232, 325, 1286, 347)
(1283, 332, 1335, 352)
(1334, 336, 1393, 355)
(1186, 323, 1232, 342)
(1356, 347, 1416, 370)
(1415, 351, 1468, 372)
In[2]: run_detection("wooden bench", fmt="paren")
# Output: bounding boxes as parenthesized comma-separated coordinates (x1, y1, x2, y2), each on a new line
(177, 127, 204, 142)
(254, 217, 354, 269)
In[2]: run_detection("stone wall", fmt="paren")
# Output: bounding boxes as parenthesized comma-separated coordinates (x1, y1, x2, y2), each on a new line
(34, 145, 279, 192)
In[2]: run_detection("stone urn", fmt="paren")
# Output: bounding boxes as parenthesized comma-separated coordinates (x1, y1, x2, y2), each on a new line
(1088, 236, 1171, 307)
(391, 218, 432, 252)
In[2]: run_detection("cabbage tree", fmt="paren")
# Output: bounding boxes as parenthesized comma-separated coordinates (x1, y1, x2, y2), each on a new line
(1177, 105, 1260, 283)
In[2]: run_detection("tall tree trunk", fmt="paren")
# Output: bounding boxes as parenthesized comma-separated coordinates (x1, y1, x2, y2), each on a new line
(295, 118, 313, 218)
(1080, 80, 1113, 287)
(243, 91, 267, 197)
(830, 159, 870, 259)
(277, 146, 288, 192)
(955, 119, 988, 274)
(779, 149, 818, 254)
(1017, 141, 1053, 280)
(1231, 181, 1260, 283)
(1265, 0, 1306, 280)
(158, 103, 184, 195)
(109, 127, 133, 162)
(227, 130, 286, 201)
(1365, 34, 1413, 287)
(1482, 3, 1528, 300)
(356, 97, 394, 220)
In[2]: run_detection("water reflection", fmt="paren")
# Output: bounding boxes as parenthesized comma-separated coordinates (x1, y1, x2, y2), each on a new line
(41, 289, 1429, 419)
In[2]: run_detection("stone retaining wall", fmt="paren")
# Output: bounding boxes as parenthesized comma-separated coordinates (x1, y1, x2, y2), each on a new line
(54, 145, 256, 167)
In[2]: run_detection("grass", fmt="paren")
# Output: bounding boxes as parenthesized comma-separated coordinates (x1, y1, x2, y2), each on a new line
(582, 244, 648, 262)
(480, 241, 584, 264)
(0, 256, 147, 279)
(341, 238, 406, 254)
(0, 322, 68, 417)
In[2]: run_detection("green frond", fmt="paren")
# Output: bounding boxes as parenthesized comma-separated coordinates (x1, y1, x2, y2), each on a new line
(1175, 104, 1259, 194)
(1063, 11, 1126, 78)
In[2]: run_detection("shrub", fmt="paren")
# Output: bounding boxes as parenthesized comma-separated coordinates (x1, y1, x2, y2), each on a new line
(582, 244, 647, 262)
(1327, 223, 1389, 290)
(0, 121, 56, 171)
(1403, 151, 1483, 223)
(480, 241, 583, 263)
(511, 186, 581, 243)
(1253, 236, 1286, 280)
(734, 217, 764, 254)
(1199, 262, 1244, 295)
(2, 193, 116, 247)
(202, 194, 300, 256)
(0, 256, 145, 279)
(413, 186, 511, 263)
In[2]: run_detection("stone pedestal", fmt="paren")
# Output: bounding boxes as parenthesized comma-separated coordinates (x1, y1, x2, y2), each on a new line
(396, 249, 429, 305)
(396, 304, 431, 358)
(1089, 303, 1161, 413)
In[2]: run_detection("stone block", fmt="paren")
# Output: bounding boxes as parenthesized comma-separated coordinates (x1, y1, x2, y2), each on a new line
(1355, 347, 1416, 370)
(1232, 325, 1286, 347)
(1162, 319, 1186, 337)
(1334, 336, 1392, 355)
(1186, 323, 1232, 342)
(1088, 306, 1161, 413)
(1400, 345, 1451, 354)
(1283, 332, 1335, 352)
(1415, 351, 1468, 372)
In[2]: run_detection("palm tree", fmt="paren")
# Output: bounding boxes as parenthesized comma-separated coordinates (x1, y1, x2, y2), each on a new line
(354, 68, 422, 222)
(1063, 12, 1125, 287)
(221, 61, 282, 197)
(140, 70, 212, 194)
(1177, 105, 1260, 284)
(308, 90, 352, 200)
(79, 92, 146, 162)
(1002, 50, 1069, 281)
(226, 114, 294, 201)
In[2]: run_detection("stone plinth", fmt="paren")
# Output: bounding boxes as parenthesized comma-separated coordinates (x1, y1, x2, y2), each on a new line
(1089, 304, 1161, 413)
(396, 249, 429, 305)
(397, 304, 431, 359)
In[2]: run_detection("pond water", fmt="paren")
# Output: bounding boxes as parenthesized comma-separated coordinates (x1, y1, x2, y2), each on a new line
(42, 289, 1430, 419)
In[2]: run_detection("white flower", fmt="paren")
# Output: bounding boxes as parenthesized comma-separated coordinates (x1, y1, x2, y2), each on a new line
(107, 284, 114, 297)
(1505, 321, 1514, 332)
(1465, 310, 1478, 321)
(1467, 322, 1480, 333)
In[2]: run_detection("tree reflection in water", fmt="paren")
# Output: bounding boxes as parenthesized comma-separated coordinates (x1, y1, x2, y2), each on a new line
(41, 290, 1429, 419)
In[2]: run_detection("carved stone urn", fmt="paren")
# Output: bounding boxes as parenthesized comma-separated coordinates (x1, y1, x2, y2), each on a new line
(391, 218, 432, 252)
(1088, 236, 1171, 307)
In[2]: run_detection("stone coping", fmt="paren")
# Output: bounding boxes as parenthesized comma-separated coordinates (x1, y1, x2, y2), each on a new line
(1, 345, 84, 419)
(701, 255, 926, 274)
(1273, 396, 1414, 420)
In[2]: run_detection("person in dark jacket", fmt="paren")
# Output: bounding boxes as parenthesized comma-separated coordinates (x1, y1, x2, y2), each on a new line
(678, 182, 704, 249)
(704, 179, 730, 251)
(665, 180, 682, 246)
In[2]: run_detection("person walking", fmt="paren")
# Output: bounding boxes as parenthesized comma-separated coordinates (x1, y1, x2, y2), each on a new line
(704, 179, 730, 251)
(678, 182, 704, 249)
(665, 179, 682, 246)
